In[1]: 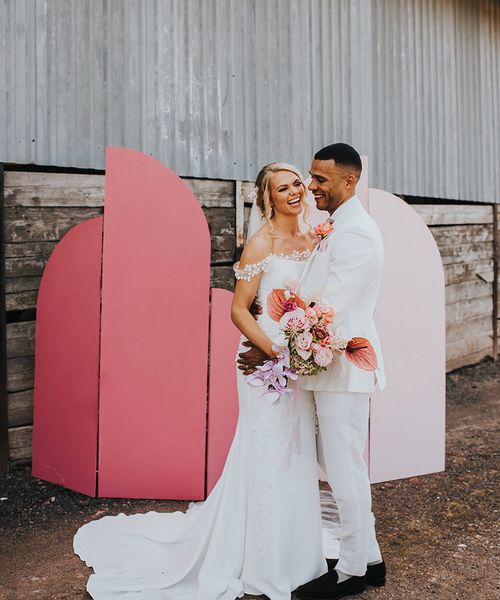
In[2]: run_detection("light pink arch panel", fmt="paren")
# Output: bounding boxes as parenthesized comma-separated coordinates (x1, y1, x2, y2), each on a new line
(32, 217, 103, 496)
(206, 288, 241, 495)
(368, 189, 446, 482)
(98, 148, 210, 499)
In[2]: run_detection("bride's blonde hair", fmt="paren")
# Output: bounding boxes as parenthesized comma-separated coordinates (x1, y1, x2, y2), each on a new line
(255, 162, 309, 227)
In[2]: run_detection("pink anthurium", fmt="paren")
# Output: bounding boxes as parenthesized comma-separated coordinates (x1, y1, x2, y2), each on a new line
(344, 337, 378, 371)
(266, 288, 307, 322)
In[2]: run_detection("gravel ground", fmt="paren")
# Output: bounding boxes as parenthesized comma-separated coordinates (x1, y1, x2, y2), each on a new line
(0, 359, 498, 600)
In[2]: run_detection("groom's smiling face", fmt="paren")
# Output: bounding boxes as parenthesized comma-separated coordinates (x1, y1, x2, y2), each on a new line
(308, 159, 357, 214)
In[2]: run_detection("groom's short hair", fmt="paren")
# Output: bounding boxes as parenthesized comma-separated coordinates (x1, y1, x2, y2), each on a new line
(314, 143, 362, 176)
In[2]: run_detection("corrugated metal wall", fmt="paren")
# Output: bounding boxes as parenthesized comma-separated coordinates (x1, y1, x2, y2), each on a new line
(372, 0, 500, 202)
(0, 0, 499, 202)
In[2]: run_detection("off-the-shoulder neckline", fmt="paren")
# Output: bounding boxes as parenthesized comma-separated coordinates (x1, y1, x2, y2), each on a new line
(233, 249, 313, 281)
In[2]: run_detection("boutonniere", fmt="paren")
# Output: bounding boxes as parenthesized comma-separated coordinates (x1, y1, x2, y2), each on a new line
(314, 220, 334, 251)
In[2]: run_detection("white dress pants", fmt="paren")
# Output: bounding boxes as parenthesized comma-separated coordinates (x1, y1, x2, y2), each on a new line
(299, 389, 382, 577)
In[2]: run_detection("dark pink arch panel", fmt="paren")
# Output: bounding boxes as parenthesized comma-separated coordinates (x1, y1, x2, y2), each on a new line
(32, 217, 103, 496)
(97, 148, 211, 499)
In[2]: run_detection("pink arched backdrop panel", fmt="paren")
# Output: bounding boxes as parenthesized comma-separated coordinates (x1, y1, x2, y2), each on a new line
(32, 217, 103, 496)
(206, 288, 241, 495)
(31, 150, 446, 500)
(97, 148, 210, 499)
(368, 189, 446, 482)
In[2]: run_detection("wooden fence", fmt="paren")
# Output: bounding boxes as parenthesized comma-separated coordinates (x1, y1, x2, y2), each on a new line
(1, 171, 498, 469)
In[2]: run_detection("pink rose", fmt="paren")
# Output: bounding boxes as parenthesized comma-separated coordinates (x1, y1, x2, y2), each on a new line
(280, 308, 308, 334)
(313, 346, 334, 367)
(296, 347, 312, 360)
(314, 221, 334, 239)
(305, 307, 319, 326)
(296, 331, 313, 350)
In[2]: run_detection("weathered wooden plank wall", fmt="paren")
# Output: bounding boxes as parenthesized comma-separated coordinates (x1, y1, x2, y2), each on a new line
(2, 170, 251, 467)
(412, 204, 496, 372)
(2, 172, 497, 467)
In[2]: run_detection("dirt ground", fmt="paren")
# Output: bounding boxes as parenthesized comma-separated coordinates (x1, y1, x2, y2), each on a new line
(1, 359, 498, 600)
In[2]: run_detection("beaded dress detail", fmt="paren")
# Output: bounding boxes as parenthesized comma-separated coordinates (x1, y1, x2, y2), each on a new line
(73, 251, 326, 600)
(233, 249, 312, 281)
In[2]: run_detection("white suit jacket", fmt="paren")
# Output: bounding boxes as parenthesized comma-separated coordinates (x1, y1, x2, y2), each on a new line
(299, 195, 386, 393)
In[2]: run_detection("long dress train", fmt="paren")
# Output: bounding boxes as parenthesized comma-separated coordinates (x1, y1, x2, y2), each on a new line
(74, 252, 327, 600)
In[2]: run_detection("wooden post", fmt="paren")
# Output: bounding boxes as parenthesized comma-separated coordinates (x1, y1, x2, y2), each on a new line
(493, 203, 498, 361)
(0, 164, 8, 473)
(235, 181, 245, 250)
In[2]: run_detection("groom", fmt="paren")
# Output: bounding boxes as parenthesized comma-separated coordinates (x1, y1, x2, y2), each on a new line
(239, 143, 386, 599)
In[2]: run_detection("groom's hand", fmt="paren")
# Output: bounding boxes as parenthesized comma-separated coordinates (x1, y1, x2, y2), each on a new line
(249, 297, 262, 320)
(237, 341, 267, 374)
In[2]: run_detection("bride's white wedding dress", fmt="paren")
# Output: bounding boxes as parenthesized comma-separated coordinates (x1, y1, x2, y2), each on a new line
(74, 250, 328, 600)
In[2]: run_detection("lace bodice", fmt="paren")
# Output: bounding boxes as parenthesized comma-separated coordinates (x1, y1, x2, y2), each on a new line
(233, 251, 312, 343)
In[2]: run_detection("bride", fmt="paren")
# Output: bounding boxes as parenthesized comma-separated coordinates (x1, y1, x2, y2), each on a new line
(73, 162, 328, 600)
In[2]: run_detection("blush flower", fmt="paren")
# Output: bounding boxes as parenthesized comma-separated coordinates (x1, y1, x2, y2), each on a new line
(279, 308, 308, 334)
(320, 306, 335, 326)
(313, 346, 334, 367)
(330, 326, 350, 352)
(296, 331, 313, 351)
(313, 304, 323, 318)
(314, 221, 334, 240)
(305, 306, 319, 326)
(310, 342, 321, 354)
(283, 275, 300, 293)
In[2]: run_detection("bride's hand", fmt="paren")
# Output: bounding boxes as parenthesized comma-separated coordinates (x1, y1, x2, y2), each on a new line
(237, 341, 270, 374)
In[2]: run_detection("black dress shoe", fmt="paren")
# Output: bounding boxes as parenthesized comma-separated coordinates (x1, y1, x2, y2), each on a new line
(326, 558, 386, 587)
(295, 569, 366, 599)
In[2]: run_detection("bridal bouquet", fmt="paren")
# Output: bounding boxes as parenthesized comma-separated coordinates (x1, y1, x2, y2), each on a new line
(246, 277, 377, 403)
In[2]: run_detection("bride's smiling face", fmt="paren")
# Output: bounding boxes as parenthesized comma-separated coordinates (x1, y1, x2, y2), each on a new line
(269, 171, 306, 217)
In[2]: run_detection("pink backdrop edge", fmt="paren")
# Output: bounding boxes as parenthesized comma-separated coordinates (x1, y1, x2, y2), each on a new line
(206, 288, 241, 496)
(32, 217, 102, 496)
(369, 189, 446, 483)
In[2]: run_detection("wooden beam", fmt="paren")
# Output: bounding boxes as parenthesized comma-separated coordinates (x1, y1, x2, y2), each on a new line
(4, 171, 236, 210)
(8, 425, 32, 461)
(235, 180, 257, 249)
(412, 204, 492, 226)
(7, 389, 34, 428)
(0, 164, 8, 473)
